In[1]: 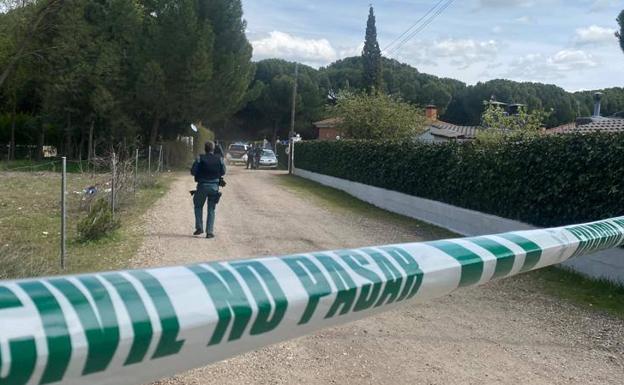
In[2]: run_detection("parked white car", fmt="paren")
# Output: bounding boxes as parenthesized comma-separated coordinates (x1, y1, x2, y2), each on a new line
(258, 149, 278, 168)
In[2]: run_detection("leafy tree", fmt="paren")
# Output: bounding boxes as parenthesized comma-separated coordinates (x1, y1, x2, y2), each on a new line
(477, 104, 550, 144)
(481, 104, 550, 131)
(235, 59, 324, 141)
(323, 56, 462, 112)
(199, 0, 254, 125)
(361, 6, 383, 93)
(617, 10, 623, 54)
(0, 0, 64, 89)
(332, 91, 425, 140)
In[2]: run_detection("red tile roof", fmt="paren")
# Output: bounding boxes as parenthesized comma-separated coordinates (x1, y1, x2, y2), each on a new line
(547, 118, 624, 134)
(427, 121, 483, 139)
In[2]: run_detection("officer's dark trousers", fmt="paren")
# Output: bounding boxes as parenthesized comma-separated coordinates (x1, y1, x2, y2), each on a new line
(193, 182, 219, 234)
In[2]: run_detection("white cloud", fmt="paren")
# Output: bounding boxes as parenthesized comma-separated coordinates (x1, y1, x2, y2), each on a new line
(575, 25, 617, 46)
(590, 0, 620, 12)
(338, 43, 364, 60)
(514, 15, 533, 24)
(251, 31, 337, 67)
(507, 49, 598, 80)
(427, 38, 499, 68)
(548, 49, 598, 70)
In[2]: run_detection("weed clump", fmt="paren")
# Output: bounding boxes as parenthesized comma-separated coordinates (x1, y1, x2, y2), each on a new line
(77, 199, 120, 241)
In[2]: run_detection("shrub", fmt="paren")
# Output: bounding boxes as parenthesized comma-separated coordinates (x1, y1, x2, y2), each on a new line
(331, 91, 426, 140)
(276, 143, 288, 169)
(294, 133, 624, 227)
(77, 199, 120, 241)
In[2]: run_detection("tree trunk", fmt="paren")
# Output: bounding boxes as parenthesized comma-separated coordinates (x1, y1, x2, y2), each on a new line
(87, 119, 94, 164)
(149, 115, 159, 146)
(9, 102, 16, 161)
(36, 127, 44, 161)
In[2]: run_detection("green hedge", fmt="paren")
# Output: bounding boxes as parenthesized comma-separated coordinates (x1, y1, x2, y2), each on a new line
(294, 134, 624, 227)
(276, 143, 288, 170)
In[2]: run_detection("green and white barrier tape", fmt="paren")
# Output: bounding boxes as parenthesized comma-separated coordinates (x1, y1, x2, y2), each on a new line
(2, 217, 624, 385)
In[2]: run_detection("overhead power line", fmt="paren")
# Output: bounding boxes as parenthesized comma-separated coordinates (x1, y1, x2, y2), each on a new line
(382, 0, 447, 54)
(385, 0, 456, 58)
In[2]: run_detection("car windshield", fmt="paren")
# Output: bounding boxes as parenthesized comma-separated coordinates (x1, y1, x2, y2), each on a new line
(229, 145, 246, 152)
(262, 150, 275, 157)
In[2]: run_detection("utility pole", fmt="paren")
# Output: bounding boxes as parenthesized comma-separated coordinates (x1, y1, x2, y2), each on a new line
(157, 144, 163, 173)
(288, 63, 299, 175)
(134, 148, 139, 196)
(148, 145, 152, 185)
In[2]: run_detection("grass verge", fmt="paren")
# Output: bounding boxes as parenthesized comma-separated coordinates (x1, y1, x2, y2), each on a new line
(528, 267, 624, 319)
(277, 173, 457, 241)
(278, 173, 624, 319)
(0, 171, 172, 279)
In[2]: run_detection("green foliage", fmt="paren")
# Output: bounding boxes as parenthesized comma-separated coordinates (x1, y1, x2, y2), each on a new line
(573, 87, 624, 118)
(77, 198, 120, 242)
(276, 142, 288, 169)
(236, 59, 325, 140)
(322, 56, 462, 115)
(295, 133, 624, 227)
(477, 104, 550, 144)
(333, 91, 426, 140)
(444, 79, 578, 127)
(0, 0, 254, 156)
(362, 6, 383, 93)
(192, 123, 215, 157)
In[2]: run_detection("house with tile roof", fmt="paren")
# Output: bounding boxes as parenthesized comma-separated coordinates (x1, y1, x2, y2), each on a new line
(313, 117, 343, 140)
(417, 105, 485, 142)
(548, 93, 624, 134)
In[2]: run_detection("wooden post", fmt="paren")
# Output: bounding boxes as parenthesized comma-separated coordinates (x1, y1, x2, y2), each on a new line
(111, 152, 116, 219)
(60, 157, 67, 269)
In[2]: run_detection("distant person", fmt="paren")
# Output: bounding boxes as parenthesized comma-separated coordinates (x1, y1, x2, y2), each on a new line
(190, 141, 226, 239)
(214, 141, 224, 158)
(246, 144, 254, 169)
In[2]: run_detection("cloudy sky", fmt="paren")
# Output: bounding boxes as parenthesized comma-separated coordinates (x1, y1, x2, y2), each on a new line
(242, 0, 623, 91)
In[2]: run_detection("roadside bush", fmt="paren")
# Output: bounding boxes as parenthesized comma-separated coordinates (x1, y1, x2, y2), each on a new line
(294, 133, 624, 227)
(276, 143, 288, 169)
(164, 141, 194, 169)
(77, 199, 120, 241)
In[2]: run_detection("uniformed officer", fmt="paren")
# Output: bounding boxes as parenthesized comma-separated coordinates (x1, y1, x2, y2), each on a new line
(246, 144, 254, 169)
(190, 141, 226, 238)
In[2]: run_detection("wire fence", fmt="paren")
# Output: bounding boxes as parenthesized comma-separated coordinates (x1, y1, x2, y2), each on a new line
(0, 144, 173, 279)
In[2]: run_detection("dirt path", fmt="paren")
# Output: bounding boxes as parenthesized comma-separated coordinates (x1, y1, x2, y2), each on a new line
(134, 168, 624, 385)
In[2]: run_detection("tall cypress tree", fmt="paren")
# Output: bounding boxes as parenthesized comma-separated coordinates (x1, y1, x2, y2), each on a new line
(362, 6, 383, 94)
(617, 10, 623, 54)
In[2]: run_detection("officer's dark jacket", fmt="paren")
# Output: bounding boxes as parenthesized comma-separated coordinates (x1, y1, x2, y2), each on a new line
(191, 153, 226, 183)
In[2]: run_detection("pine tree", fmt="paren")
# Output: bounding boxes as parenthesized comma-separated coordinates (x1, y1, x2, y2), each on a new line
(617, 10, 623, 54)
(362, 6, 383, 94)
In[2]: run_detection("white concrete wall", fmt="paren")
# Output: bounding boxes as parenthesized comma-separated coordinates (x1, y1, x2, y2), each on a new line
(294, 167, 624, 285)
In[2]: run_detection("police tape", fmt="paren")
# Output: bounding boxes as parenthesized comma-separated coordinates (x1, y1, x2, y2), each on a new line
(1, 217, 624, 385)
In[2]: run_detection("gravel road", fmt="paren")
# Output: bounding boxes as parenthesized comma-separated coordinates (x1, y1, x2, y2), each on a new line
(134, 167, 623, 385)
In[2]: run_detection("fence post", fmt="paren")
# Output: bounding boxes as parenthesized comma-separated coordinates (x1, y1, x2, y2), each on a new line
(148, 145, 152, 184)
(158, 144, 163, 173)
(111, 152, 116, 220)
(134, 148, 139, 196)
(60, 156, 67, 270)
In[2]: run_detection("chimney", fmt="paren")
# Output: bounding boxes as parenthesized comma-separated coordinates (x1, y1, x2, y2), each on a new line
(425, 104, 438, 121)
(593, 92, 603, 117)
